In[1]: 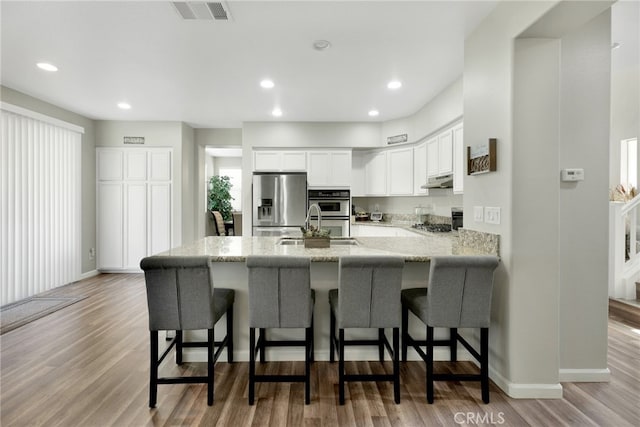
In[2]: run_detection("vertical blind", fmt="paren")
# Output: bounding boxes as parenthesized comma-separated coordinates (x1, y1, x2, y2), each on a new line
(1, 106, 82, 305)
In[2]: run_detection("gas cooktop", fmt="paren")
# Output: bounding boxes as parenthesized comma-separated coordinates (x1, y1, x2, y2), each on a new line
(412, 223, 452, 233)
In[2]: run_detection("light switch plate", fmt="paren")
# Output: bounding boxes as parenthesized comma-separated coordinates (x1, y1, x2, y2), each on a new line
(485, 207, 501, 225)
(474, 206, 484, 222)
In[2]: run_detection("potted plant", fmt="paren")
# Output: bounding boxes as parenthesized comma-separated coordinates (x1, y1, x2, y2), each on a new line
(300, 225, 331, 248)
(208, 175, 234, 221)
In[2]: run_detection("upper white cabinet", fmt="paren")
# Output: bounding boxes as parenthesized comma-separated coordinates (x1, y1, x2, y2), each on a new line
(452, 123, 464, 194)
(253, 150, 306, 171)
(387, 147, 413, 195)
(438, 129, 453, 176)
(96, 147, 172, 272)
(364, 151, 387, 195)
(413, 141, 428, 195)
(307, 150, 352, 188)
(427, 129, 453, 178)
(426, 137, 439, 178)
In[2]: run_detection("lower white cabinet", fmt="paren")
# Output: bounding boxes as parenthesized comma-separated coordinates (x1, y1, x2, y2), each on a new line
(97, 147, 173, 271)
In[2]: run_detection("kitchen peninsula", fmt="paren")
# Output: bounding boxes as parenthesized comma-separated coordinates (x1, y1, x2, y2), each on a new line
(158, 234, 497, 362)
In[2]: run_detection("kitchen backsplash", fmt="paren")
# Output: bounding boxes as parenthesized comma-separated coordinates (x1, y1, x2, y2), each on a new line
(352, 195, 463, 218)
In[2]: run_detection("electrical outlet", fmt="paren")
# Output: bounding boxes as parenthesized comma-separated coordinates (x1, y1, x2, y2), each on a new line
(89, 247, 95, 260)
(474, 206, 484, 222)
(485, 207, 501, 225)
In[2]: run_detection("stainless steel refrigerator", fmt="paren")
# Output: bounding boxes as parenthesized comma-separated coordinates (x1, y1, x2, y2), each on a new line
(252, 172, 307, 236)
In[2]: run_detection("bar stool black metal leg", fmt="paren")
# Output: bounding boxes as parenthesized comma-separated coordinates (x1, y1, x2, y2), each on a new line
(393, 327, 400, 404)
(330, 310, 336, 363)
(339, 328, 345, 405)
(378, 328, 385, 362)
(249, 327, 256, 405)
(305, 326, 311, 404)
(259, 328, 266, 363)
(426, 326, 434, 404)
(175, 330, 183, 365)
(450, 328, 458, 362)
(207, 329, 214, 406)
(227, 306, 234, 363)
(149, 331, 158, 408)
(481, 328, 490, 403)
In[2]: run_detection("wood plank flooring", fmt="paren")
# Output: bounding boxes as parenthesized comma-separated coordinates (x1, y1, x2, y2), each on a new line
(1, 273, 639, 426)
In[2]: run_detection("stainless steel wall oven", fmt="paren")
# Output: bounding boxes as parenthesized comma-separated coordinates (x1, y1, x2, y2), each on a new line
(307, 189, 350, 237)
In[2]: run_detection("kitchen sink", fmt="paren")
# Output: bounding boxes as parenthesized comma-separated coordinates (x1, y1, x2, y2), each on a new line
(277, 237, 359, 246)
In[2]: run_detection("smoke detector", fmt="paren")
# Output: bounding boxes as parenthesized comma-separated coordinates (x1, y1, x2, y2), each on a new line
(172, 2, 233, 21)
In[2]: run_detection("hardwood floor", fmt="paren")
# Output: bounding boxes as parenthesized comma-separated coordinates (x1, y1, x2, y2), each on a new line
(1, 273, 639, 426)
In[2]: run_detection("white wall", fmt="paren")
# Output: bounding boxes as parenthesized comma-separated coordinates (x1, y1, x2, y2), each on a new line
(465, 0, 613, 397)
(1, 85, 97, 275)
(557, 11, 610, 376)
(610, 0, 640, 187)
(181, 123, 196, 244)
(95, 121, 184, 247)
(381, 78, 463, 145)
(513, 37, 562, 387)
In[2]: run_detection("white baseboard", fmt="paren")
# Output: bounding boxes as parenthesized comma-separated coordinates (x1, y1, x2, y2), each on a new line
(559, 368, 611, 382)
(489, 366, 564, 399)
(78, 270, 100, 280)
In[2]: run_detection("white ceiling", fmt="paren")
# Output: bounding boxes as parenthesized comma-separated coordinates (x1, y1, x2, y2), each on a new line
(1, 1, 498, 128)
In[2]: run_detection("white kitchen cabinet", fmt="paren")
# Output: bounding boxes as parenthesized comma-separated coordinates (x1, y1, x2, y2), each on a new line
(351, 151, 366, 196)
(413, 141, 427, 195)
(307, 150, 352, 188)
(364, 151, 387, 195)
(453, 123, 464, 194)
(387, 147, 413, 195)
(426, 137, 439, 178)
(253, 150, 306, 171)
(426, 127, 454, 178)
(96, 147, 173, 272)
(438, 129, 453, 176)
(97, 182, 124, 269)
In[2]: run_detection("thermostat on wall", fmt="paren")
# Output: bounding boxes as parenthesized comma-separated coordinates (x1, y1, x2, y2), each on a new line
(561, 168, 584, 182)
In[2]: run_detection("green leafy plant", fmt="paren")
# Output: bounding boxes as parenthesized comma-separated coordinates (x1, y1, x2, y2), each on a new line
(300, 225, 331, 238)
(208, 175, 234, 221)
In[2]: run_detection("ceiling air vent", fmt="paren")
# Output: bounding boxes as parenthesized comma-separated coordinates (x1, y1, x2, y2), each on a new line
(171, 1, 232, 21)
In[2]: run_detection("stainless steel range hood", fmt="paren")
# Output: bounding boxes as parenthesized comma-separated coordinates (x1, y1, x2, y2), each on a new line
(420, 174, 453, 189)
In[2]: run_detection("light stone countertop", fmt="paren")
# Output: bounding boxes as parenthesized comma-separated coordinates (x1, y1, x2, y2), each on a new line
(158, 235, 487, 262)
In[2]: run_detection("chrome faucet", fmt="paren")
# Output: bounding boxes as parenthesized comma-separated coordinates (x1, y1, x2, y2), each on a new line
(305, 203, 322, 231)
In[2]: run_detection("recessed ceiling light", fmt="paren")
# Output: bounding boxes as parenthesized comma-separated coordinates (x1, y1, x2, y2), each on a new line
(260, 79, 274, 89)
(272, 108, 283, 117)
(387, 80, 402, 90)
(368, 110, 379, 117)
(117, 102, 131, 110)
(312, 40, 331, 51)
(36, 62, 58, 72)
(612, 42, 621, 50)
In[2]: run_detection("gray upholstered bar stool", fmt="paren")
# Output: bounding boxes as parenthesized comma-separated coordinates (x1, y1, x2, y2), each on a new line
(140, 256, 234, 407)
(329, 255, 405, 405)
(245, 255, 315, 405)
(401, 255, 499, 403)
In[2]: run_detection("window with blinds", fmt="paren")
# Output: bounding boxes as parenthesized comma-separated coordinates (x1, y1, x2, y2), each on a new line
(1, 104, 83, 305)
